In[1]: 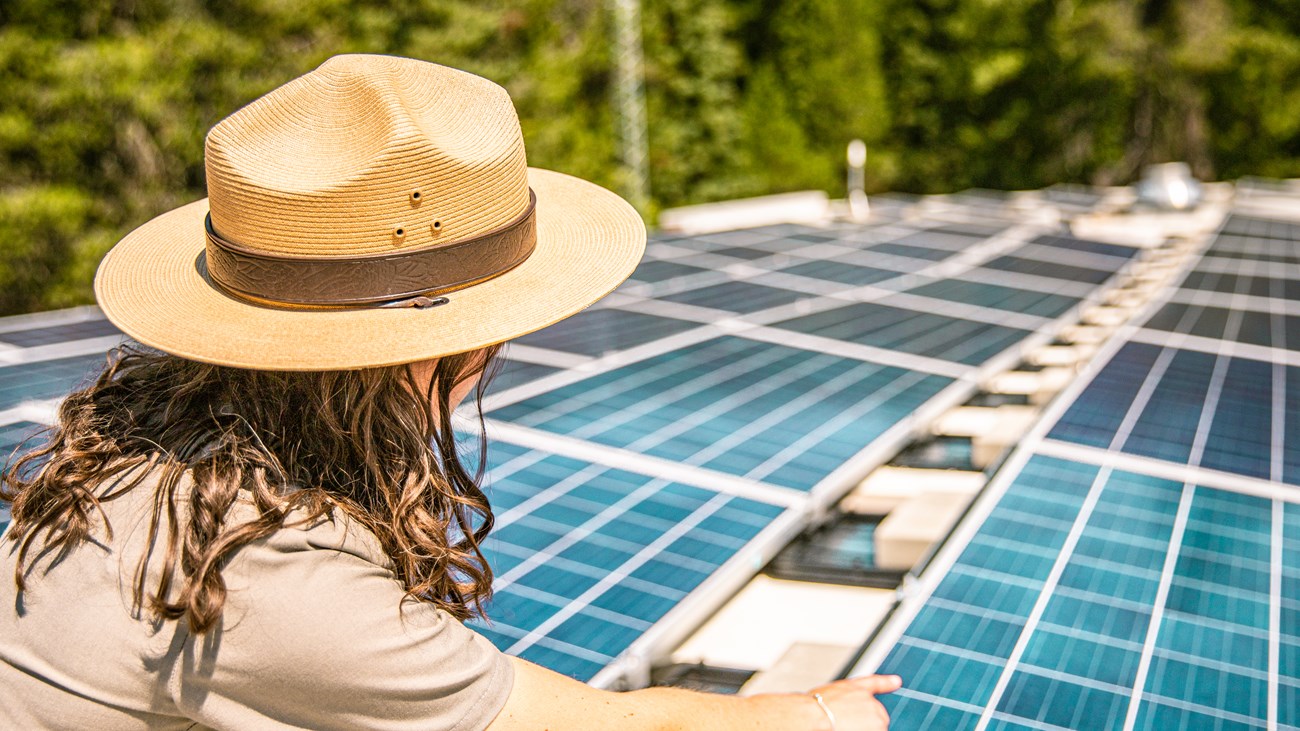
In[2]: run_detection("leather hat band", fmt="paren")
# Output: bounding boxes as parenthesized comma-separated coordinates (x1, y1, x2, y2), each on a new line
(204, 190, 537, 307)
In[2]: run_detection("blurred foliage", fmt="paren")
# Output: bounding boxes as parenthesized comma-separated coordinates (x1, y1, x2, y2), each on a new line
(1, 0, 1299, 314)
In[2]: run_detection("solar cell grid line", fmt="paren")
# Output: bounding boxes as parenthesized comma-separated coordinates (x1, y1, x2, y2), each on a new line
(1268, 499, 1283, 729)
(1123, 327, 1300, 371)
(744, 268, 902, 298)
(0, 305, 106, 336)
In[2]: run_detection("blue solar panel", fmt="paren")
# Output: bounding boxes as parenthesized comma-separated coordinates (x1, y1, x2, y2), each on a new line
(0, 353, 106, 410)
(1282, 502, 1300, 728)
(471, 440, 786, 680)
(773, 303, 1033, 366)
(874, 454, 1289, 730)
(490, 336, 952, 490)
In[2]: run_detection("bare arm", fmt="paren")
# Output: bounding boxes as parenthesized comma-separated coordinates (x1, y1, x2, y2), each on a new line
(488, 656, 902, 731)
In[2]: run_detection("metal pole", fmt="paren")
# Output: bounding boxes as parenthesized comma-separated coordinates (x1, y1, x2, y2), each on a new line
(612, 0, 649, 212)
(847, 139, 869, 221)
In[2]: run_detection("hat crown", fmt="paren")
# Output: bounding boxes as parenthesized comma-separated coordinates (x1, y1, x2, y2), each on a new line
(204, 54, 530, 257)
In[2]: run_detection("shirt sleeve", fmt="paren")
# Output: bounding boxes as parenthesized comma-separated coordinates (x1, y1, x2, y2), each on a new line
(168, 517, 513, 731)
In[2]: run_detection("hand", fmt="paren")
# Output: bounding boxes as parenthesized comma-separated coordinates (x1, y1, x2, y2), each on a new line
(806, 674, 902, 731)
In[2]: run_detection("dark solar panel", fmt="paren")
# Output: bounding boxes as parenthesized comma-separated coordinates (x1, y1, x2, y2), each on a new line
(981, 256, 1114, 285)
(778, 260, 904, 286)
(658, 280, 810, 313)
(707, 246, 772, 261)
(868, 242, 958, 261)
(1179, 270, 1300, 300)
(514, 308, 700, 356)
(1220, 214, 1300, 241)
(1030, 233, 1139, 260)
(0, 318, 122, 348)
(1143, 303, 1300, 351)
(904, 279, 1080, 318)
(494, 360, 563, 392)
(773, 303, 1032, 366)
(629, 260, 711, 283)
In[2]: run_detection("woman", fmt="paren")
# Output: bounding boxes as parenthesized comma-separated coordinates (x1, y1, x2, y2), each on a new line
(1, 54, 899, 730)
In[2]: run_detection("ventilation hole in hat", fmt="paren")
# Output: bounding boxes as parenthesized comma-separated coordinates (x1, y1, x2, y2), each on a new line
(410, 190, 422, 204)
(431, 220, 442, 234)
(393, 226, 406, 241)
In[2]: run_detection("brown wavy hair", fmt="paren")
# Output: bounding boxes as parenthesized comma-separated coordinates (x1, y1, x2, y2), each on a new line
(2, 343, 502, 633)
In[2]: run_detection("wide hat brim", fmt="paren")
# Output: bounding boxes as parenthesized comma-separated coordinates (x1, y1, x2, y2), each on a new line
(95, 168, 645, 371)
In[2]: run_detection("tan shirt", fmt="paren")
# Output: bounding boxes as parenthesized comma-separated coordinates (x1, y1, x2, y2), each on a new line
(0, 471, 513, 730)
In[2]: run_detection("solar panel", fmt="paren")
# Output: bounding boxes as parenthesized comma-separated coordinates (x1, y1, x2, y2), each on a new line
(903, 279, 1081, 319)
(773, 303, 1033, 366)
(851, 199, 1300, 729)
(513, 308, 699, 357)
(0, 354, 108, 411)
(981, 255, 1115, 285)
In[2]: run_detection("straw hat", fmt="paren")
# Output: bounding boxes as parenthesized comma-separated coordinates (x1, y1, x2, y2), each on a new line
(95, 54, 645, 371)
